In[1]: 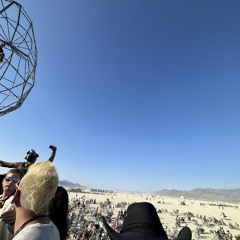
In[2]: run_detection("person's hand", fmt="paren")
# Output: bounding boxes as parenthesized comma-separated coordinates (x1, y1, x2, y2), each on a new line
(49, 145, 57, 152)
(0, 210, 16, 224)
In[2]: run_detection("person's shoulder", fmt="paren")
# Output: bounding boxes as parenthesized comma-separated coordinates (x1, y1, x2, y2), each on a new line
(13, 221, 60, 240)
(16, 161, 25, 168)
(1, 195, 14, 212)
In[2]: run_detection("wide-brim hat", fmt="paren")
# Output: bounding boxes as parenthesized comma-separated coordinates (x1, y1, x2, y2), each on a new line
(102, 202, 192, 240)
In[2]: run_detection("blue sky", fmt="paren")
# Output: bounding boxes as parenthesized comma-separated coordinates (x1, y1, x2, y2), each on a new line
(0, 0, 239, 192)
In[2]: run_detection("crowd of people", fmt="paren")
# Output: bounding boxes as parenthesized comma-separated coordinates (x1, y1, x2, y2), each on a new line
(0, 145, 68, 240)
(1, 145, 240, 240)
(67, 196, 193, 240)
(0, 145, 194, 240)
(67, 194, 240, 240)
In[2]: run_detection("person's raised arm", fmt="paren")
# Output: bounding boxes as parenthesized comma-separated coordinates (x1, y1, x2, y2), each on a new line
(0, 160, 22, 169)
(48, 145, 57, 162)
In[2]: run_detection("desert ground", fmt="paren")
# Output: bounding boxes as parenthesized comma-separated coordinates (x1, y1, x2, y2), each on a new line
(67, 189, 240, 240)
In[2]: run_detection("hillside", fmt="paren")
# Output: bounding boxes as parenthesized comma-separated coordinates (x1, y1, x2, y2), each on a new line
(152, 188, 240, 203)
(59, 180, 87, 189)
(58, 180, 240, 203)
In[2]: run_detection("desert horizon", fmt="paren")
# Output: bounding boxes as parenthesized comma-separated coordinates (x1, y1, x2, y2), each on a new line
(59, 180, 240, 204)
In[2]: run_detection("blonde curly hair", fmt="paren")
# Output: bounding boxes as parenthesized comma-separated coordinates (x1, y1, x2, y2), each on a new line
(19, 161, 58, 215)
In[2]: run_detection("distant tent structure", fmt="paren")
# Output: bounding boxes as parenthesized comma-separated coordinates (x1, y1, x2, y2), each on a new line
(179, 195, 185, 205)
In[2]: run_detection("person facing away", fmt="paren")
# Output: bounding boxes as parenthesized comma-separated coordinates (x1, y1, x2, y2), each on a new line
(11, 161, 60, 240)
(48, 186, 69, 240)
(0, 168, 24, 240)
(102, 202, 192, 240)
(0, 145, 57, 175)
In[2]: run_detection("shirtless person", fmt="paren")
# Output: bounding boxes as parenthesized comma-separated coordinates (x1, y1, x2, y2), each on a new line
(0, 145, 57, 175)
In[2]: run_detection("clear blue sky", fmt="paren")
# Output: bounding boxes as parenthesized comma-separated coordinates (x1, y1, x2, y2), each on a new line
(0, 0, 239, 192)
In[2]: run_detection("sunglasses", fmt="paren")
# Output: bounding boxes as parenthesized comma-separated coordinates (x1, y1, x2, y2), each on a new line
(4, 177, 20, 183)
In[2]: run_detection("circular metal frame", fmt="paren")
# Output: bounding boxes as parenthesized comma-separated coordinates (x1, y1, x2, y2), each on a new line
(0, 0, 37, 116)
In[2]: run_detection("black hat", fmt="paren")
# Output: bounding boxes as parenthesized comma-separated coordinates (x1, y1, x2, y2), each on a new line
(102, 202, 192, 240)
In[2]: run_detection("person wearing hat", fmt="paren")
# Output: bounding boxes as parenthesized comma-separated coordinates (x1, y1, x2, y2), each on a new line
(102, 202, 192, 240)
(0, 145, 57, 175)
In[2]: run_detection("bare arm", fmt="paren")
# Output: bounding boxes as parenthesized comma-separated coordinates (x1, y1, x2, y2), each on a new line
(48, 145, 57, 162)
(0, 160, 22, 169)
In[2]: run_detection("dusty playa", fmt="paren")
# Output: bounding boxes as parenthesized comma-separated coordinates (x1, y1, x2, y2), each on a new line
(67, 189, 240, 239)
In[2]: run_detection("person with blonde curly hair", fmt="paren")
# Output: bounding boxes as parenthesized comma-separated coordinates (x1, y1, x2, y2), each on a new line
(11, 161, 60, 240)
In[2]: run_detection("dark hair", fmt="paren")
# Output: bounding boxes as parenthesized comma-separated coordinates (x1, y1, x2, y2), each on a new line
(49, 186, 69, 240)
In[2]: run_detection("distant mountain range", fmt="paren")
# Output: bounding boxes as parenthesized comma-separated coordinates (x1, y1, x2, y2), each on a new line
(151, 188, 240, 203)
(59, 180, 240, 203)
(59, 180, 87, 189)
